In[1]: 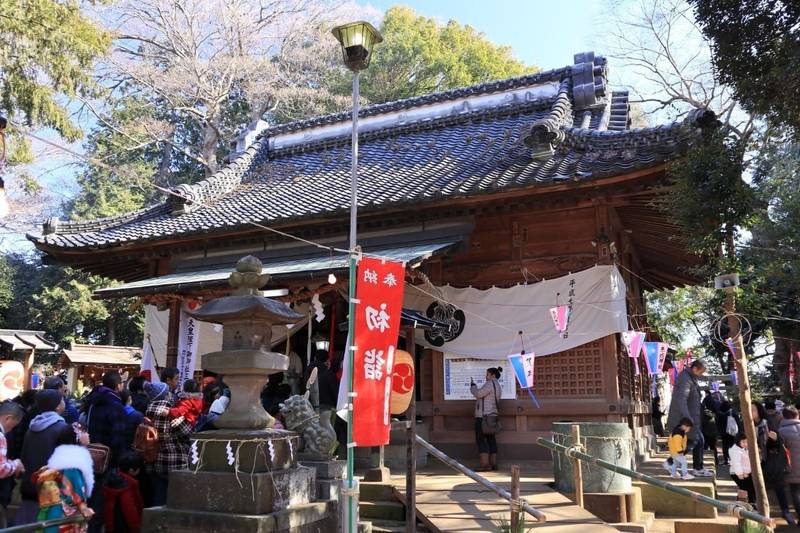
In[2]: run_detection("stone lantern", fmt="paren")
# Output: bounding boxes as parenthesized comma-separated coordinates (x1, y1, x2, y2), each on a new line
(187, 254, 303, 429)
(143, 256, 337, 532)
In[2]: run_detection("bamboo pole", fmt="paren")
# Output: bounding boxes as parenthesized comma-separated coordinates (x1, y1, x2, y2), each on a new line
(405, 328, 417, 533)
(511, 465, 521, 530)
(725, 290, 770, 518)
(415, 435, 547, 522)
(571, 425, 584, 508)
(537, 437, 773, 527)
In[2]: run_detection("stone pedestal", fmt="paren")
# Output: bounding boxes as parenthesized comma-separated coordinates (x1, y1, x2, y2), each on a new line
(301, 459, 346, 501)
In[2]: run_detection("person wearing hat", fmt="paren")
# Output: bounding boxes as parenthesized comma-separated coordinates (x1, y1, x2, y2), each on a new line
(144, 382, 192, 507)
(16, 390, 70, 524)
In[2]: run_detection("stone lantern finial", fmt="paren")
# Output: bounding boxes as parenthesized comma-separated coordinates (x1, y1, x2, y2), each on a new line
(229, 255, 270, 295)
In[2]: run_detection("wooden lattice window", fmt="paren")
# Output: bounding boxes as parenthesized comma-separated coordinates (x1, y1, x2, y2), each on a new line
(536, 340, 604, 397)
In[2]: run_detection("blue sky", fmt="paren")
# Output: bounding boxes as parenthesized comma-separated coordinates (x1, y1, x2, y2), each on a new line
(363, 0, 603, 70)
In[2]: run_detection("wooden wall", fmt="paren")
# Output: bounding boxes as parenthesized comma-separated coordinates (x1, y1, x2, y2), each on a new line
(415, 199, 653, 458)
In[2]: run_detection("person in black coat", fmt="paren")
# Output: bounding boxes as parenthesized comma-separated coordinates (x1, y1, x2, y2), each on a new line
(304, 350, 339, 410)
(128, 376, 149, 415)
(17, 390, 70, 525)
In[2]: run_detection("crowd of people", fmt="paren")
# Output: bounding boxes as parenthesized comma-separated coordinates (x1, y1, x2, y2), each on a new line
(0, 367, 243, 532)
(0, 348, 346, 532)
(657, 359, 800, 525)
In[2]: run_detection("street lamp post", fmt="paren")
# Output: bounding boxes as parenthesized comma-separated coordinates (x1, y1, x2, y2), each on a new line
(331, 21, 382, 533)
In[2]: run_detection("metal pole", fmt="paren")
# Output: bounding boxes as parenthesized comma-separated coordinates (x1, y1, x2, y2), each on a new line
(570, 424, 584, 508)
(344, 69, 360, 533)
(510, 465, 521, 531)
(536, 437, 773, 527)
(405, 328, 417, 533)
(416, 434, 547, 522)
(725, 290, 770, 518)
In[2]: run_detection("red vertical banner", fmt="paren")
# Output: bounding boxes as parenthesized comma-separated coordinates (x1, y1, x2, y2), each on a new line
(352, 257, 405, 447)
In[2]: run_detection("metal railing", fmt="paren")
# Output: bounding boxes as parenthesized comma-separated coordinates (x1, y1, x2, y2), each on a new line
(537, 435, 773, 528)
(1, 515, 87, 532)
(415, 434, 547, 523)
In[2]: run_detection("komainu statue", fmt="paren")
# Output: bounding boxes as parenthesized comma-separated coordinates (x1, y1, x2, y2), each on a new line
(279, 394, 337, 460)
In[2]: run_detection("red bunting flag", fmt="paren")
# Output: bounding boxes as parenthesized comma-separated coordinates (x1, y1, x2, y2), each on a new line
(352, 257, 405, 447)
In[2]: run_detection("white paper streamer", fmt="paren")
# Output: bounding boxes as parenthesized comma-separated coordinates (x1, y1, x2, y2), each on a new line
(312, 293, 325, 322)
(190, 440, 199, 465)
(268, 440, 276, 464)
(226, 441, 235, 466)
(287, 438, 294, 461)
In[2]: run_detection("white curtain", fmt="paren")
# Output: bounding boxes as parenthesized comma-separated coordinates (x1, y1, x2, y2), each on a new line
(404, 265, 628, 359)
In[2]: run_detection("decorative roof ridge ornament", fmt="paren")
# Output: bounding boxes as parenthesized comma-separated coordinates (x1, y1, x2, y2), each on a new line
(571, 51, 607, 110)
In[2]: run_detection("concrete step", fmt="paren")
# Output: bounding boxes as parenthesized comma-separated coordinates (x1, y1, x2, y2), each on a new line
(360, 501, 406, 522)
(611, 510, 656, 533)
(360, 482, 396, 502)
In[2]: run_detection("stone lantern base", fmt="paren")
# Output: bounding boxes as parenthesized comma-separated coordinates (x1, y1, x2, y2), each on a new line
(142, 430, 338, 532)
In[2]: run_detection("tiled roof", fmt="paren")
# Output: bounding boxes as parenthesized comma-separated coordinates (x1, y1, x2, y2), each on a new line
(61, 344, 141, 366)
(29, 52, 715, 252)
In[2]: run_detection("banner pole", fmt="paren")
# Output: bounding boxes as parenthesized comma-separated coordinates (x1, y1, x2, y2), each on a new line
(344, 69, 360, 533)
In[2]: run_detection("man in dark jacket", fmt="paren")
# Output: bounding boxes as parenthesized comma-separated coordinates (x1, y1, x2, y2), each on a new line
(43, 375, 79, 424)
(17, 389, 69, 524)
(84, 371, 129, 464)
(305, 350, 339, 410)
(666, 360, 712, 477)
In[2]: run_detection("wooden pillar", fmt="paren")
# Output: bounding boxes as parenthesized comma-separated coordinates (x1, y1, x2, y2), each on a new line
(166, 300, 182, 369)
(22, 349, 34, 390)
(510, 465, 521, 530)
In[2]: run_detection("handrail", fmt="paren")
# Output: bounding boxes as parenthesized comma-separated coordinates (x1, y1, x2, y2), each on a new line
(537, 437, 773, 527)
(2, 515, 87, 532)
(415, 434, 547, 523)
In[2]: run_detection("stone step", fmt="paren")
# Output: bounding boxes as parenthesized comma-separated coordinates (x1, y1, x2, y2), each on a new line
(633, 480, 717, 519)
(360, 501, 406, 522)
(369, 519, 406, 532)
(360, 481, 397, 502)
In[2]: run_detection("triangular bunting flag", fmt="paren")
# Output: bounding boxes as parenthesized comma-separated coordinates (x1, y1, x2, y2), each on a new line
(621, 330, 646, 375)
(549, 305, 570, 337)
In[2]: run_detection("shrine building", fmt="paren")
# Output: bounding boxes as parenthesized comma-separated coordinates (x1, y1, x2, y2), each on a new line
(29, 52, 712, 460)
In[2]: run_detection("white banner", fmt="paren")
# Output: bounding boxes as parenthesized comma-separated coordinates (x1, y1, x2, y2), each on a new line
(177, 303, 201, 387)
(443, 355, 516, 400)
(405, 265, 628, 359)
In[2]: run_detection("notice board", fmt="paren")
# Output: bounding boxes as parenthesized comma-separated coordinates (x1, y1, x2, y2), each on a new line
(443, 354, 516, 400)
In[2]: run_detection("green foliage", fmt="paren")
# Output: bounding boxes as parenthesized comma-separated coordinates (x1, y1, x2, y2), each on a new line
(348, 6, 536, 104)
(0, 0, 110, 140)
(665, 131, 756, 261)
(0, 252, 143, 347)
(690, 0, 800, 137)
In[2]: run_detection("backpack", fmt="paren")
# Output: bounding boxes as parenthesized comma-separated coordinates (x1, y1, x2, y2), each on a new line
(726, 414, 739, 437)
(133, 418, 159, 463)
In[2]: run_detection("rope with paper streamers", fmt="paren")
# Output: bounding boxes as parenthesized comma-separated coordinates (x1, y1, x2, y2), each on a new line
(188, 435, 296, 504)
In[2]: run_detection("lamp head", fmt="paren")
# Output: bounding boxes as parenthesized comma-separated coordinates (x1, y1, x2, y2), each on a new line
(331, 21, 383, 72)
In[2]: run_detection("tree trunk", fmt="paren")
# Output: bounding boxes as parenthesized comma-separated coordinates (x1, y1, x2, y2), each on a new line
(107, 315, 116, 346)
(156, 132, 175, 188)
(201, 121, 219, 177)
(775, 334, 790, 398)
